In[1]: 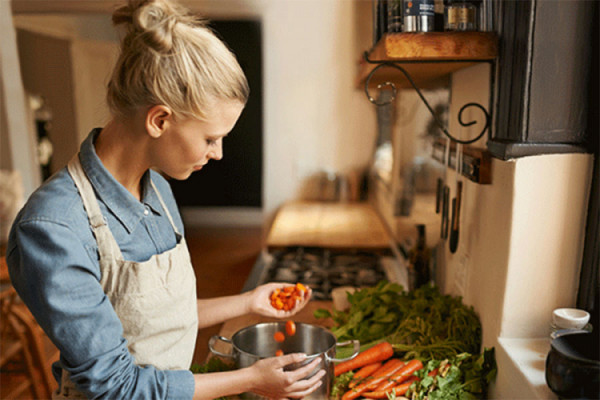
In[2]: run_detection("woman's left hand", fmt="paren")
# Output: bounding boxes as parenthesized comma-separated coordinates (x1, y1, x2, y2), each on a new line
(247, 282, 312, 318)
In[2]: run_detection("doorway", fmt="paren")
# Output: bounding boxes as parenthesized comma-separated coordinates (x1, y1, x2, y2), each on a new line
(168, 20, 263, 208)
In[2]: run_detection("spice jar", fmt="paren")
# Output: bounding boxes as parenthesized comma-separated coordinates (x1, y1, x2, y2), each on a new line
(387, 0, 403, 33)
(445, 0, 478, 31)
(403, 0, 435, 32)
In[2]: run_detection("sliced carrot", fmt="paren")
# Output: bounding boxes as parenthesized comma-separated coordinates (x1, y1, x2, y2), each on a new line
(270, 283, 307, 311)
(275, 349, 283, 357)
(296, 282, 307, 292)
(273, 331, 285, 342)
(334, 342, 394, 376)
(285, 320, 296, 336)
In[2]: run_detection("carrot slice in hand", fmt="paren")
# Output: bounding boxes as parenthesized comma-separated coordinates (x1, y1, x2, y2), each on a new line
(270, 283, 308, 311)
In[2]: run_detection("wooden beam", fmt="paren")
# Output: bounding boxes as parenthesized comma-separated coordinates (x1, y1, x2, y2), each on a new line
(10, 0, 120, 14)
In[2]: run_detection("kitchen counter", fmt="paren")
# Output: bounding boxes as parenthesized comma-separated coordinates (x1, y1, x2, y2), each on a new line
(266, 201, 392, 249)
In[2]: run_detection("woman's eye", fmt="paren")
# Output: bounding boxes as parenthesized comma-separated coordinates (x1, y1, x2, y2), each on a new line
(206, 138, 216, 145)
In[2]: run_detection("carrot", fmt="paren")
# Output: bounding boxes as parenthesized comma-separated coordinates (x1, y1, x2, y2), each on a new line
(348, 362, 383, 388)
(335, 342, 394, 376)
(285, 320, 296, 336)
(362, 376, 419, 399)
(341, 359, 406, 400)
(373, 359, 423, 392)
(270, 283, 307, 311)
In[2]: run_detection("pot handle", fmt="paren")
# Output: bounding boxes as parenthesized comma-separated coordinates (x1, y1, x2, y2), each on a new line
(208, 335, 234, 359)
(329, 339, 360, 363)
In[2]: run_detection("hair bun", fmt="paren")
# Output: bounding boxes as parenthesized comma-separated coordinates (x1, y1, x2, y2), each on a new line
(113, 0, 194, 53)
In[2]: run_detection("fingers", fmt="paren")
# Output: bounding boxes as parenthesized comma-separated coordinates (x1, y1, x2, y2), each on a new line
(285, 356, 321, 380)
(285, 364, 326, 398)
(276, 352, 308, 367)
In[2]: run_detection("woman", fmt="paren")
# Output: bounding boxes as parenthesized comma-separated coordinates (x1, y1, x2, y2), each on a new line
(6, 0, 325, 398)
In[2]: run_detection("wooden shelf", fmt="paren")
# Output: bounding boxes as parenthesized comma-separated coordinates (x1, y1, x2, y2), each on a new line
(358, 32, 498, 89)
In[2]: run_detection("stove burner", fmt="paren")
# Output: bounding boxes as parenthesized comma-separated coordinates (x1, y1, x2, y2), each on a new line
(261, 247, 389, 300)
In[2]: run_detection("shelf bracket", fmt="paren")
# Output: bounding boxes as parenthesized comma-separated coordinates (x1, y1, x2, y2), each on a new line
(363, 52, 491, 146)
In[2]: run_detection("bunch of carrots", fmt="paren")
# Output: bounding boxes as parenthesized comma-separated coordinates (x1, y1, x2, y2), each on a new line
(334, 342, 431, 399)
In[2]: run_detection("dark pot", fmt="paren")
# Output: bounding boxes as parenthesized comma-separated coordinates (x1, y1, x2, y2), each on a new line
(545, 330, 600, 399)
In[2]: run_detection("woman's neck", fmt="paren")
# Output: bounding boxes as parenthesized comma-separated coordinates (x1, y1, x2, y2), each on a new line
(94, 119, 150, 201)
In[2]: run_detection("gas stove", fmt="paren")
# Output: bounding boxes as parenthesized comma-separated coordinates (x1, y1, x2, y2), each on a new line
(252, 247, 408, 300)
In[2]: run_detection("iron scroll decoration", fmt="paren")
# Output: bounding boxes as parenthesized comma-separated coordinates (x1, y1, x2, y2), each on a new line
(363, 52, 491, 145)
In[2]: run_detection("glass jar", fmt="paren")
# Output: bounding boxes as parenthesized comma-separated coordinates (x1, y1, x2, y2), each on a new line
(445, 0, 478, 31)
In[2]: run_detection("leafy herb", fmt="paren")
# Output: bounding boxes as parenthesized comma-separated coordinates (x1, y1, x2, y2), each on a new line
(330, 371, 354, 399)
(409, 348, 497, 399)
(190, 356, 235, 374)
(190, 357, 236, 400)
(316, 282, 482, 361)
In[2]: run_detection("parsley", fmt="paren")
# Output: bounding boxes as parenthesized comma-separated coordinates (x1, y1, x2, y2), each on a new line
(316, 282, 482, 360)
(409, 348, 497, 399)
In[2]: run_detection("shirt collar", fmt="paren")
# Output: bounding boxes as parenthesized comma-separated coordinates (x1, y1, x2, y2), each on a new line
(79, 128, 164, 234)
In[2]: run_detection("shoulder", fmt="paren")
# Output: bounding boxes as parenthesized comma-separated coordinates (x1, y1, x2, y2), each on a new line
(10, 168, 94, 245)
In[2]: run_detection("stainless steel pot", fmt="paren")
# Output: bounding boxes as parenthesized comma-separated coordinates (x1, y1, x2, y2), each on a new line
(209, 322, 360, 399)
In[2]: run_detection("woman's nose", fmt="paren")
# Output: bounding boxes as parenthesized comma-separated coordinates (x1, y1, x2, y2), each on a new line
(209, 141, 223, 160)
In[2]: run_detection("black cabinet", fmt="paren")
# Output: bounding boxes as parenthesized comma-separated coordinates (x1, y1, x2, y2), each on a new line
(489, 0, 597, 159)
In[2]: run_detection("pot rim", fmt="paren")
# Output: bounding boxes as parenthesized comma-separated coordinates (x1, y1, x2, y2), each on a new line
(550, 331, 600, 367)
(231, 322, 336, 359)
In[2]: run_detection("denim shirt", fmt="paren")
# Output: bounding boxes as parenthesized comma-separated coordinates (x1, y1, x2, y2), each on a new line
(7, 129, 195, 399)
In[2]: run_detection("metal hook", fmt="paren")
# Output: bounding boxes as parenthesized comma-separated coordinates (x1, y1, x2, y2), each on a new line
(363, 55, 491, 145)
(366, 81, 397, 106)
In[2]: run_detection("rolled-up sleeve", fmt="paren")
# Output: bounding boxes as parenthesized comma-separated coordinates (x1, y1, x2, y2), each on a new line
(7, 219, 195, 400)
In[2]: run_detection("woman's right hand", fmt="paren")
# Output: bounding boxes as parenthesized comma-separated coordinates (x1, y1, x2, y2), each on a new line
(247, 353, 326, 399)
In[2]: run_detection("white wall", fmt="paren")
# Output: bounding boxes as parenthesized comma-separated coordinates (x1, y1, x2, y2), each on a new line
(436, 64, 593, 398)
(0, 0, 41, 198)
(261, 1, 376, 216)
(10, 1, 378, 223)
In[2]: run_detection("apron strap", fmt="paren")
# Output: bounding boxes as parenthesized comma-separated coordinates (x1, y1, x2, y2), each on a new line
(149, 179, 181, 236)
(67, 155, 124, 261)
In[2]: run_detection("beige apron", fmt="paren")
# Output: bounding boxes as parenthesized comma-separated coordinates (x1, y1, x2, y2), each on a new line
(54, 156, 198, 399)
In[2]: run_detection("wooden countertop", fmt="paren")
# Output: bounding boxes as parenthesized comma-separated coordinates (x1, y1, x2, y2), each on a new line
(265, 201, 391, 249)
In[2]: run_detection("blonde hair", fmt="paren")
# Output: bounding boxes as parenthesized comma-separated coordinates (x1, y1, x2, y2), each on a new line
(107, 0, 249, 121)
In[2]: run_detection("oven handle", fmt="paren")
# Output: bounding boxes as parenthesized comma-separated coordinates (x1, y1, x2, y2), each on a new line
(328, 339, 360, 362)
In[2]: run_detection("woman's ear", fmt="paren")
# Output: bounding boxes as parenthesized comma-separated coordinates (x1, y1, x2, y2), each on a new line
(145, 105, 173, 138)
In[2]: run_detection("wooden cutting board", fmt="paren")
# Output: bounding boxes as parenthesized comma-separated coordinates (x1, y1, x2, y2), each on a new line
(266, 201, 391, 249)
